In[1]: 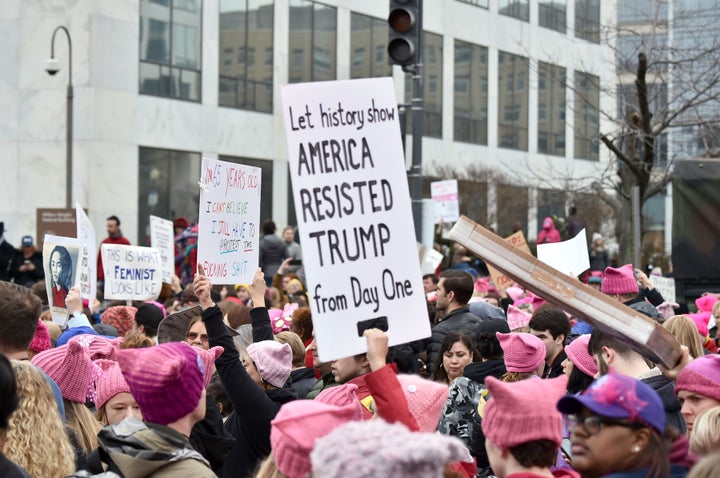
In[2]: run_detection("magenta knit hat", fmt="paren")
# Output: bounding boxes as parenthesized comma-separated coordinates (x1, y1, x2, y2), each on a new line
(31, 338, 101, 403)
(696, 295, 719, 313)
(675, 355, 720, 403)
(310, 420, 468, 478)
(483, 375, 568, 448)
(271, 400, 360, 478)
(246, 340, 292, 388)
(74, 334, 123, 361)
(315, 383, 364, 421)
(564, 335, 598, 378)
(497, 332, 546, 373)
(688, 312, 711, 337)
(94, 359, 132, 409)
(101, 306, 138, 337)
(396, 374, 449, 432)
(196, 346, 223, 388)
(601, 264, 639, 295)
(29, 319, 52, 354)
(506, 304, 532, 331)
(117, 342, 204, 425)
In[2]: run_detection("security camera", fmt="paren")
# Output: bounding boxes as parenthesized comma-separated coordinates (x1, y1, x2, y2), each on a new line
(45, 58, 60, 75)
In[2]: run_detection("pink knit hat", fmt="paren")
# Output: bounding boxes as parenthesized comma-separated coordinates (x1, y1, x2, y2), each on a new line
(271, 400, 360, 478)
(73, 334, 123, 361)
(117, 342, 204, 425)
(315, 383, 365, 421)
(396, 374, 449, 433)
(29, 319, 52, 354)
(31, 338, 101, 403)
(482, 375, 568, 448)
(94, 359, 132, 409)
(688, 312, 711, 337)
(675, 354, 720, 402)
(696, 295, 719, 313)
(196, 346, 223, 388)
(246, 340, 292, 388)
(101, 306, 138, 337)
(310, 420, 468, 478)
(497, 332, 546, 373)
(601, 264, 639, 295)
(564, 335, 598, 378)
(506, 286, 525, 302)
(506, 304, 532, 331)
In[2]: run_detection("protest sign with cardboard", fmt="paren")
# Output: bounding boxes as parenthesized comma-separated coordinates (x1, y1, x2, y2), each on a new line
(75, 204, 96, 313)
(150, 215, 175, 284)
(101, 244, 162, 301)
(197, 158, 261, 285)
(536, 229, 590, 277)
(43, 234, 82, 327)
(650, 276, 676, 303)
(448, 216, 682, 368)
(431, 179, 459, 223)
(487, 230, 531, 294)
(281, 77, 430, 361)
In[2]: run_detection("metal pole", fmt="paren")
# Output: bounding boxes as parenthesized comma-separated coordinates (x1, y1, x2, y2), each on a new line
(408, 0, 424, 242)
(50, 26, 73, 209)
(632, 186, 641, 267)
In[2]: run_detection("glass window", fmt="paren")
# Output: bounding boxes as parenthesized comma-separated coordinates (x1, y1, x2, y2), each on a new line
(456, 0, 489, 8)
(537, 189, 566, 229)
(497, 51, 529, 151)
(405, 32, 444, 138)
(138, 147, 202, 244)
(574, 71, 600, 161)
(618, 0, 668, 24)
(539, 0, 566, 33)
(537, 62, 566, 156)
(219, 0, 274, 113)
(498, 0, 529, 22)
(575, 0, 600, 43)
(288, 0, 337, 83)
(350, 13, 392, 79)
(496, 184, 528, 237)
(140, 0, 202, 101)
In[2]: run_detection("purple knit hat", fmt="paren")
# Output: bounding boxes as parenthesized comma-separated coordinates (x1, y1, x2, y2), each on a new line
(310, 420, 468, 478)
(94, 359, 132, 409)
(564, 335, 598, 378)
(675, 355, 720, 403)
(31, 338, 101, 403)
(483, 375, 568, 448)
(601, 264, 639, 295)
(29, 319, 52, 354)
(246, 340, 292, 388)
(497, 332, 546, 373)
(117, 342, 204, 425)
(271, 400, 360, 478)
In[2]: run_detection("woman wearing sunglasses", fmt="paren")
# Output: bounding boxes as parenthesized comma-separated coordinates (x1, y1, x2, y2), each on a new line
(557, 373, 684, 478)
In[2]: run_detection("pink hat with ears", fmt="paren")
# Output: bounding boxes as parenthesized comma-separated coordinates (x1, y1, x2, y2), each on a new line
(506, 304, 532, 331)
(696, 295, 719, 313)
(29, 319, 52, 354)
(94, 359, 132, 409)
(506, 286, 525, 302)
(396, 374, 449, 433)
(688, 312, 711, 337)
(564, 335, 598, 378)
(196, 346, 223, 388)
(32, 338, 101, 403)
(497, 332, 546, 373)
(73, 334, 124, 361)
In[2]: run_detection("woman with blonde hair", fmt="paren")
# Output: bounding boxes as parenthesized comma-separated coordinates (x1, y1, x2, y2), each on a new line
(689, 406, 720, 456)
(663, 315, 705, 359)
(3, 360, 75, 477)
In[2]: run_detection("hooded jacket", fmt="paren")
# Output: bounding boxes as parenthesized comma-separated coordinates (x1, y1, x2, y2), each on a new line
(94, 418, 215, 478)
(641, 369, 686, 434)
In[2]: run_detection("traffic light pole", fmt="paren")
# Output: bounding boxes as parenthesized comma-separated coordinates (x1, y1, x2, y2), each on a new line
(408, 63, 424, 243)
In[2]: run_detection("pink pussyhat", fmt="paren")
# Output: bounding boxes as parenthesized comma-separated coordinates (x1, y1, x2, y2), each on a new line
(31, 337, 101, 403)
(506, 304, 532, 331)
(94, 359, 132, 409)
(497, 332, 546, 373)
(564, 335, 598, 378)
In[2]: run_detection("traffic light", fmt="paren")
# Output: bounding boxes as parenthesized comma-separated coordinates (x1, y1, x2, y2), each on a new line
(387, 0, 421, 67)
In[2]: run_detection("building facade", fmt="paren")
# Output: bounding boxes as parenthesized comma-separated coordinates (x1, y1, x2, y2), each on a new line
(1, 0, 614, 247)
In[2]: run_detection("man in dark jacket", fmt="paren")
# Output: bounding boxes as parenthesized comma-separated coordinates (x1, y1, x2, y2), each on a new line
(529, 305, 571, 379)
(601, 264, 662, 320)
(259, 220, 289, 286)
(426, 269, 482, 368)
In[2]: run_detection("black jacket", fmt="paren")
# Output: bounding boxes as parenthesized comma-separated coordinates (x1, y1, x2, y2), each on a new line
(203, 305, 296, 478)
(10, 251, 44, 286)
(643, 371, 686, 434)
(290, 367, 317, 400)
(427, 306, 482, 368)
(463, 358, 506, 384)
(625, 297, 662, 320)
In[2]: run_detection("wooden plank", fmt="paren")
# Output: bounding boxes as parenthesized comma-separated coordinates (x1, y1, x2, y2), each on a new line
(448, 216, 682, 369)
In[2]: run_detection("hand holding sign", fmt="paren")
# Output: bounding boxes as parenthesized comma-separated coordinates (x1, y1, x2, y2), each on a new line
(364, 328, 389, 372)
(65, 287, 82, 315)
(249, 268, 266, 308)
(193, 264, 215, 310)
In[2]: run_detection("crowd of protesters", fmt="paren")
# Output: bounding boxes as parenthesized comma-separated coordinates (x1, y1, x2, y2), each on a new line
(0, 214, 719, 478)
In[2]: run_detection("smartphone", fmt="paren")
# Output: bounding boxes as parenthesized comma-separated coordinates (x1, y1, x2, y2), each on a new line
(289, 259, 302, 266)
(561, 438, 572, 461)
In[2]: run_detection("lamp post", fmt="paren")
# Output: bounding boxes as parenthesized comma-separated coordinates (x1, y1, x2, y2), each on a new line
(46, 26, 73, 209)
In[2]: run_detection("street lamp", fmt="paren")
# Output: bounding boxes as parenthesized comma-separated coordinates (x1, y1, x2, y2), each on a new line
(46, 26, 73, 209)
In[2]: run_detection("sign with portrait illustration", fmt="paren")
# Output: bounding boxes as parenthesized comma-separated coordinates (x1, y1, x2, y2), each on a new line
(43, 234, 82, 327)
(101, 244, 163, 301)
(197, 158, 262, 285)
(281, 77, 430, 362)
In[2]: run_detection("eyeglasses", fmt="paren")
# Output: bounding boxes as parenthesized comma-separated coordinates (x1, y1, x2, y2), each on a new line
(565, 414, 643, 435)
(186, 331, 209, 342)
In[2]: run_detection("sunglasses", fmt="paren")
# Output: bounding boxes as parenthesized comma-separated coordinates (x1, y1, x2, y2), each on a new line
(186, 331, 209, 342)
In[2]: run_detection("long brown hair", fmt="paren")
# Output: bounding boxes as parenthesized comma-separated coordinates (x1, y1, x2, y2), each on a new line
(64, 399, 102, 456)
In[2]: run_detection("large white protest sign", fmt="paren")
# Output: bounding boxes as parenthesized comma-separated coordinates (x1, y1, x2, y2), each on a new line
(431, 179, 459, 223)
(43, 234, 82, 327)
(150, 215, 175, 284)
(537, 229, 590, 277)
(75, 204, 96, 313)
(102, 244, 162, 301)
(282, 77, 430, 361)
(197, 158, 261, 284)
